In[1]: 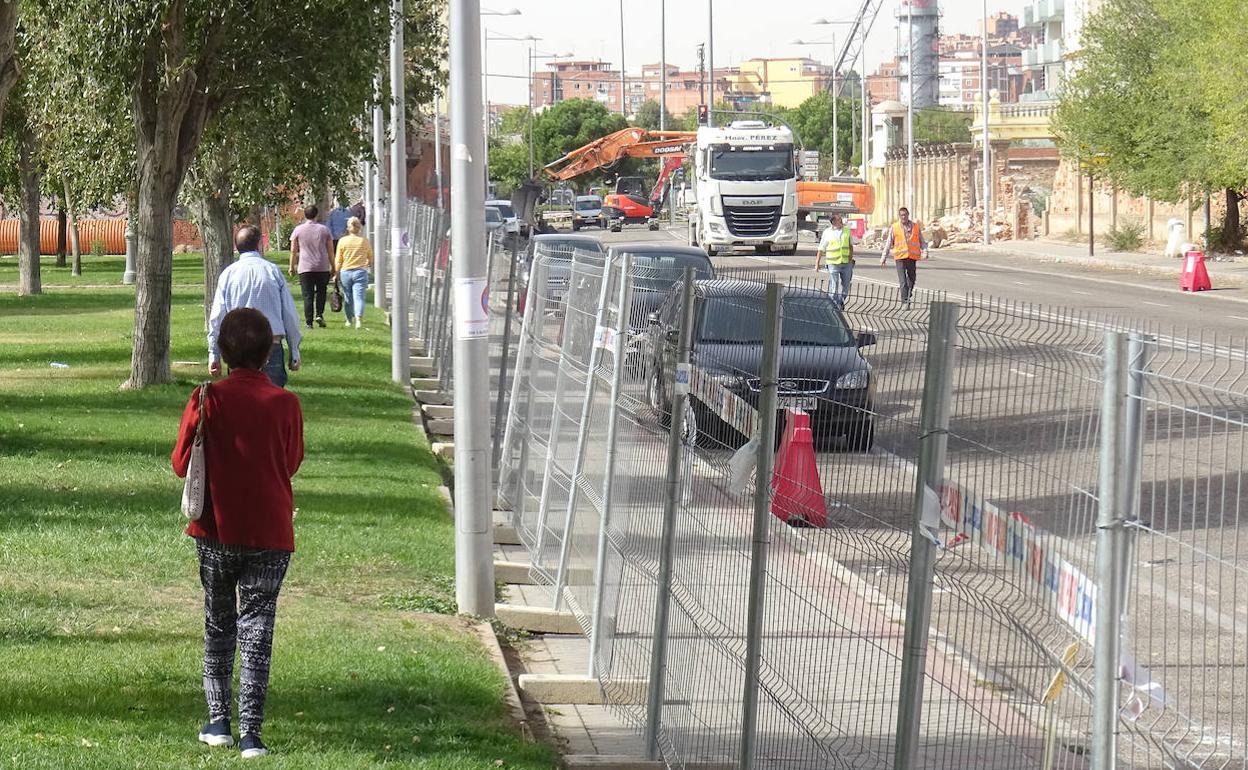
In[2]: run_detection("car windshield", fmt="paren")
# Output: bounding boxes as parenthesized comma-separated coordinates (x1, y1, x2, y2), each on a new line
(575, 198, 601, 211)
(485, 208, 502, 224)
(698, 294, 853, 346)
(708, 146, 794, 181)
(490, 203, 515, 218)
(631, 254, 714, 291)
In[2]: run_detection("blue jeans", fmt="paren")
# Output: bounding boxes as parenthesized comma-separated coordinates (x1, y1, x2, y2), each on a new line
(826, 261, 854, 310)
(340, 268, 369, 321)
(262, 342, 287, 388)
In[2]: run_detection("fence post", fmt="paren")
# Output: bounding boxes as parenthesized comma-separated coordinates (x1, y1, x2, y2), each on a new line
(552, 252, 622, 611)
(893, 300, 960, 770)
(644, 268, 696, 761)
(588, 254, 634, 678)
(739, 282, 783, 770)
(1093, 331, 1129, 770)
(492, 236, 520, 469)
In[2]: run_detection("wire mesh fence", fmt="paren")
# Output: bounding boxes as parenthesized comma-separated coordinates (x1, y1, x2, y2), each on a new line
(486, 245, 1248, 770)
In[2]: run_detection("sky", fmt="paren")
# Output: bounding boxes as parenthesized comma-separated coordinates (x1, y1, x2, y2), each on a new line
(483, 0, 1030, 107)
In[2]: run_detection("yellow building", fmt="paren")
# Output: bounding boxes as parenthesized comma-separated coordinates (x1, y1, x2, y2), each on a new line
(733, 57, 831, 109)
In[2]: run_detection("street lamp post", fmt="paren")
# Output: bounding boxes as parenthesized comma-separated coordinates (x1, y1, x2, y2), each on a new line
(660, 0, 666, 130)
(907, 3, 915, 214)
(981, 0, 991, 245)
(618, 0, 627, 117)
(792, 35, 844, 174)
(388, 0, 409, 385)
(480, 10, 524, 186)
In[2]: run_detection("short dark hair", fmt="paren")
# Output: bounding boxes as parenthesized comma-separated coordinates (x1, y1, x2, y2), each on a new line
(304, 205, 319, 220)
(235, 224, 262, 253)
(898, 207, 910, 216)
(219, 308, 273, 370)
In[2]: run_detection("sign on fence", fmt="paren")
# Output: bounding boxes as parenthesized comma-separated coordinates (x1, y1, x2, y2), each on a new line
(938, 480, 1098, 645)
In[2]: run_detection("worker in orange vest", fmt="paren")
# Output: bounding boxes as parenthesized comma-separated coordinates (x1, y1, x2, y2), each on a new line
(879, 207, 928, 309)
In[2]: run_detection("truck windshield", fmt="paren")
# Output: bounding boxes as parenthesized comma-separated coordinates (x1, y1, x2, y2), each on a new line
(708, 148, 794, 181)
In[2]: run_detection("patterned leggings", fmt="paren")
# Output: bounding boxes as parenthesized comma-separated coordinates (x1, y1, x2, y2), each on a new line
(196, 539, 291, 737)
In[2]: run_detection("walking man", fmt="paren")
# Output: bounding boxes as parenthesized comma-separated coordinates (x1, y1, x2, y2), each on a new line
(288, 205, 334, 329)
(815, 214, 855, 310)
(880, 207, 927, 309)
(327, 199, 352, 252)
(208, 225, 303, 388)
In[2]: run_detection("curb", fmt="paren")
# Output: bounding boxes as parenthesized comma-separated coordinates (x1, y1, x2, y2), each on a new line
(962, 243, 1248, 286)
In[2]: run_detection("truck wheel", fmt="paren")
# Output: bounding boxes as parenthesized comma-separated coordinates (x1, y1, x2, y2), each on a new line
(648, 220, 660, 231)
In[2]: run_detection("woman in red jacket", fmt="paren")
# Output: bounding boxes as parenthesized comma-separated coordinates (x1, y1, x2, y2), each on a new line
(172, 307, 304, 759)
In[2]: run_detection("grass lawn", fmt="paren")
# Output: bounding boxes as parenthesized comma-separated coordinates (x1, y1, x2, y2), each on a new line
(0, 253, 555, 769)
(0, 251, 220, 288)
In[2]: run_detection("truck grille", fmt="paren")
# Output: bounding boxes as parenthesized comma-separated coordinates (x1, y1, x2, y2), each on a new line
(724, 205, 781, 238)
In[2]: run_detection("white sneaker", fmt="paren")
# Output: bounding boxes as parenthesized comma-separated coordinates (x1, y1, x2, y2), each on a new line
(354, 318, 362, 329)
(345, 319, 353, 327)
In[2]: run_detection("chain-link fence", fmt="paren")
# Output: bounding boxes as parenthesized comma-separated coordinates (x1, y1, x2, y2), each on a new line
(490, 249, 1247, 770)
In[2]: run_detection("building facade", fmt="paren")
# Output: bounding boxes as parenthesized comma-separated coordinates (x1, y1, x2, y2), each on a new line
(733, 57, 831, 109)
(1019, 0, 1065, 101)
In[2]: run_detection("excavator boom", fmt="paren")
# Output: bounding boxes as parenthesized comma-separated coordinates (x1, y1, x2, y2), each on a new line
(543, 127, 696, 181)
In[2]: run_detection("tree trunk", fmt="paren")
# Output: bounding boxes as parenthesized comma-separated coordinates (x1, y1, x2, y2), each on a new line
(126, 177, 178, 388)
(16, 121, 41, 296)
(0, 2, 19, 127)
(1223, 187, 1242, 251)
(65, 178, 81, 276)
(189, 166, 234, 331)
(56, 205, 67, 268)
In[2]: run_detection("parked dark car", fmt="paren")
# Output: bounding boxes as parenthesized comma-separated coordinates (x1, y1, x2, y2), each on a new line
(644, 279, 877, 451)
(521, 233, 606, 314)
(604, 243, 716, 329)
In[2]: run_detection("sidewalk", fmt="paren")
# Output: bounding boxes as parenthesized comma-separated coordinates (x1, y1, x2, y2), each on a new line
(955, 237, 1248, 286)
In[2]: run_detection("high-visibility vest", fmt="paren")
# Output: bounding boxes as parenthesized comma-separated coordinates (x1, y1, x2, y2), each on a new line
(823, 227, 852, 265)
(891, 221, 923, 261)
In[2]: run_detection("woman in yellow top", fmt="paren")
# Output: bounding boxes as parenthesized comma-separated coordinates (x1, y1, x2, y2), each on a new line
(334, 217, 374, 328)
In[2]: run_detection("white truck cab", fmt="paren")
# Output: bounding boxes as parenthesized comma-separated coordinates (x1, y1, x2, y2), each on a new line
(689, 120, 799, 257)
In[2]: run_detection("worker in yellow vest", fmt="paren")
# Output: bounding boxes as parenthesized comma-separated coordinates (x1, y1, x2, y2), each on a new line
(814, 214, 855, 310)
(879, 207, 928, 309)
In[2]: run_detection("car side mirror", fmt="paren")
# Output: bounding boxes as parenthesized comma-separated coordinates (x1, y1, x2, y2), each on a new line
(647, 311, 661, 325)
(856, 331, 877, 348)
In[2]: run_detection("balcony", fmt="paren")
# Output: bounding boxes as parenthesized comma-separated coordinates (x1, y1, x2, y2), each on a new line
(1022, 0, 1064, 28)
(1023, 38, 1063, 68)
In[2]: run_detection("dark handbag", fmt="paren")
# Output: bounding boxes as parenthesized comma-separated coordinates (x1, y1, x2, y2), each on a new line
(329, 277, 343, 313)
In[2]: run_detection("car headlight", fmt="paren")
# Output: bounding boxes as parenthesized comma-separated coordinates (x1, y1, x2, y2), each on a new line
(709, 222, 724, 234)
(778, 219, 795, 235)
(711, 196, 723, 216)
(835, 370, 870, 389)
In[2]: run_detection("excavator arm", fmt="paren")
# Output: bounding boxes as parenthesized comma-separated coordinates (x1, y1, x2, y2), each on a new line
(543, 127, 696, 181)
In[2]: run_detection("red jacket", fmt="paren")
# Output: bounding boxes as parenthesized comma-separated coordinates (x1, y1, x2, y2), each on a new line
(172, 368, 304, 552)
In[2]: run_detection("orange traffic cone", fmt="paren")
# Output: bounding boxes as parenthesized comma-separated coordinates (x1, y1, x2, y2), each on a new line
(1180, 250, 1212, 292)
(770, 409, 828, 528)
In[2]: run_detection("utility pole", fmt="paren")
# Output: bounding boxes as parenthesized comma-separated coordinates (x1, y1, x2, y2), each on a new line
(528, 46, 535, 178)
(831, 34, 839, 174)
(706, 0, 715, 127)
(389, 0, 410, 385)
(618, 0, 627, 117)
(450, 0, 496, 616)
(861, 31, 869, 175)
(906, 1, 915, 215)
(372, 72, 388, 310)
(697, 43, 706, 109)
(982, 0, 991, 245)
(434, 93, 445, 210)
(660, 0, 667, 130)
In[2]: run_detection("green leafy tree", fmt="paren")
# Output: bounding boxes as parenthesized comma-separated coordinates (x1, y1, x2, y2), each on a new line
(1055, 0, 1246, 247)
(632, 99, 677, 131)
(913, 108, 972, 145)
(488, 139, 530, 194)
(786, 92, 859, 174)
(531, 99, 629, 186)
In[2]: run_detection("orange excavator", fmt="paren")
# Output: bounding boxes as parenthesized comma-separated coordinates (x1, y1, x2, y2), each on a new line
(542, 126, 875, 233)
(544, 128, 695, 230)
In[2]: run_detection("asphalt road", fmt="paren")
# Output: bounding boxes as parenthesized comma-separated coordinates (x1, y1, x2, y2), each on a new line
(587, 223, 1248, 341)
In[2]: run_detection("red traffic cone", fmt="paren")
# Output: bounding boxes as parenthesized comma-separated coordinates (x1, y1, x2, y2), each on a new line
(770, 409, 828, 528)
(1180, 250, 1212, 292)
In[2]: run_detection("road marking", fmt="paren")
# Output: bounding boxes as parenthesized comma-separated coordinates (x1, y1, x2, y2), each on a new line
(1014, 281, 1030, 286)
(963, 272, 982, 278)
(1229, 315, 1248, 322)
(1142, 301, 1169, 308)
(1071, 290, 1091, 296)
(1010, 368, 1036, 379)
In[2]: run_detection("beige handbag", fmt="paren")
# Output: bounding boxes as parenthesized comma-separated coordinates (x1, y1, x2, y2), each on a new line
(181, 383, 209, 520)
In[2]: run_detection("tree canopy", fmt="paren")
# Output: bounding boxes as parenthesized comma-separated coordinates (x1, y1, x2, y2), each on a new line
(1054, 0, 1246, 245)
